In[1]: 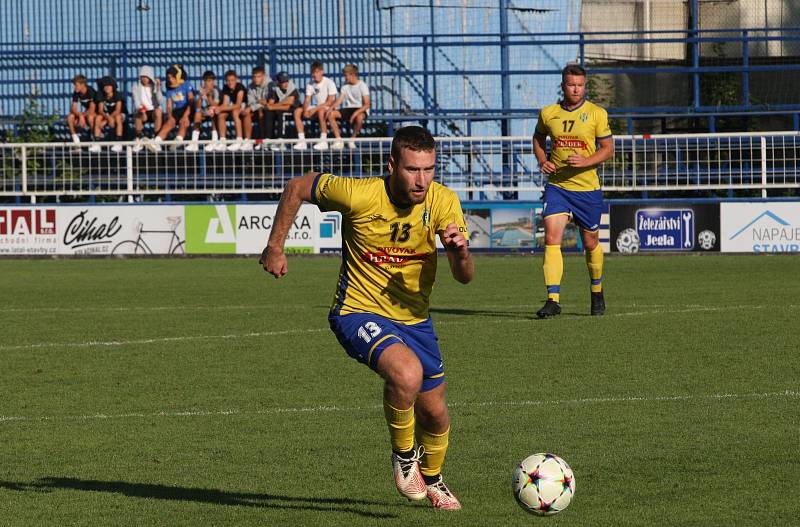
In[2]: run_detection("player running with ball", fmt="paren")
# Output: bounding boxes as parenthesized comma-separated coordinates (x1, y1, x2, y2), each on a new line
(533, 64, 614, 318)
(261, 126, 473, 510)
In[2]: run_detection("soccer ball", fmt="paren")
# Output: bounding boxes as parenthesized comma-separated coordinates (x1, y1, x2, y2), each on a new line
(697, 229, 716, 250)
(512, 453, 575, 515)
(616, 228, 640, 253)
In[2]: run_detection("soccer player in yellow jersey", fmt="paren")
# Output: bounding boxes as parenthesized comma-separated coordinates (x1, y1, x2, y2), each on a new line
(260, 126, 473, 510)
(533, 64, 614, 318)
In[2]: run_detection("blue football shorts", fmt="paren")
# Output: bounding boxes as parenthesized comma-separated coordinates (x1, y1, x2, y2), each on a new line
(542, 183, 603, 232)
(328, 312, 445, 392)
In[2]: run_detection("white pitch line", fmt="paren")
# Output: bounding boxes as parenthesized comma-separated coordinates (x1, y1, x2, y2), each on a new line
(0, 304, 786, 352)
(0, 390, 796, 425)
(0, 328, 328, 352)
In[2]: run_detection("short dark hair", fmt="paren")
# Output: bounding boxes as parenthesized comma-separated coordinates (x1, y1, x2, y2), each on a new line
(310, 61, 324, 73)
(202, 70, 216, 81)
(252, 66, 265, 75)
(390, 126, 435, 162)
(562, 64, 587, 82)
(224, 69, 237, 79)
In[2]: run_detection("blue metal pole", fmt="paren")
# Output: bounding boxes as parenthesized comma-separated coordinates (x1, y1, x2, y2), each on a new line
(691, 0, 700, 110)
(269, 38, 277, 78)
(429, 0, 439, 135)
(742, 29, 750, 107)
(422, 36, 430, 118)
(499, 0, 511, 136)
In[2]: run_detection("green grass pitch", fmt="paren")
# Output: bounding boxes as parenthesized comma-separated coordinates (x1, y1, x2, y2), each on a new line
(1, 254, 798, 526)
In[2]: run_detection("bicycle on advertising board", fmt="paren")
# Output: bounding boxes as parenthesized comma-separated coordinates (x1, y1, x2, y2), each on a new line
(111, 216, 185, 255)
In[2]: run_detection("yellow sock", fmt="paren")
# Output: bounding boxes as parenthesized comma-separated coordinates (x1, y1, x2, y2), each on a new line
(384, 401, 415, 454)
(417, 426, 449, 477)
(586, 244, 604, 293)
(543, 244, 563, 303)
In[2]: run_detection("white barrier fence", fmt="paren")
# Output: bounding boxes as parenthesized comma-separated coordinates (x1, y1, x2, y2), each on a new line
(1, 132, 799, 199)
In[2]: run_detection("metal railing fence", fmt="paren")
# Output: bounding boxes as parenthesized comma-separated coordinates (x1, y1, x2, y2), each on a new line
(2, 132, 798, 200)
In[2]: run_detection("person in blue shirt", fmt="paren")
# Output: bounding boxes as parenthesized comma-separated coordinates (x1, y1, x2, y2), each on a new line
(149, 64, 194, 152)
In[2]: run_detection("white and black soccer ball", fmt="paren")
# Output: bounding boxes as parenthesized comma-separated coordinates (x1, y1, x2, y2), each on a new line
(616, 228, 640, 254)
(697, 229, 716, 250)
(512, 453, 575, 516)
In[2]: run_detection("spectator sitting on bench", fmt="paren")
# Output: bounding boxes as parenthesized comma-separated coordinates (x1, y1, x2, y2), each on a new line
(328, 64, 371, 150)
(131, 65, 164, 153)
(247, 66, 271, 150)
(67, 74, 97, 145)
(217, 70, 253, 152)
(264, 71, 300, 151)
(187, 70, 222, 152)
(293, 61, 337, 151)
(149, 64, 194, 153)
(89, 76, 127, 153)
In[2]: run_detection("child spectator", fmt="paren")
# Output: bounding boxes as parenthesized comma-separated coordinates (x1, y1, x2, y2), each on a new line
(89, 76, 127, 153)
(293, 61, 337, 151)
(149, 64, 194, 152)
(247, 66, 271, 149)
(186, 70, 222, 152)
(217, 70, 252, 152)
(328, 64, 371, 149)
(67, 74, 97, 145)
(264, 71, 300, 151)
(131, 65, 164, 153)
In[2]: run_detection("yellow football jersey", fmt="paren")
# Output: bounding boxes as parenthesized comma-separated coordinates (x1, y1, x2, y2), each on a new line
(535, 100, 612, 191)
(312, 173, 467, 324)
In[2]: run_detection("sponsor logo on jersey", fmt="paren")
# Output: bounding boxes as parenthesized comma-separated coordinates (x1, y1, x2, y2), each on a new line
(361, 246, 430, 266)
(554, 137, 589, 150)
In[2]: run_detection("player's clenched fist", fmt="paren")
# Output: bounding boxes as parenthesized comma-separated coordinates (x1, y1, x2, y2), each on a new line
(440, 223, 468, 253)
(260, 246, 288, 278)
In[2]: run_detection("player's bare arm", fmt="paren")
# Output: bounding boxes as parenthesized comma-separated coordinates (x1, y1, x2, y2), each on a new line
(439, 223, 473, 284)
(566, 137, 614, 168)
(260, 171, 318, 278)
(533, 132, 557, 174)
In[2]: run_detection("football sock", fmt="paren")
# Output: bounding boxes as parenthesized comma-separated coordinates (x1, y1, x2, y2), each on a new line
(383, 401, 415, 454)
(417, 425, 449, 477)
(586, 244, 604, 293)
(543, 244, 563, 303)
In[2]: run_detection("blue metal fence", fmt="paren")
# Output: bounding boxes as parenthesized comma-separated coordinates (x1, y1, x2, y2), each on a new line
(1, 1, 800, 138)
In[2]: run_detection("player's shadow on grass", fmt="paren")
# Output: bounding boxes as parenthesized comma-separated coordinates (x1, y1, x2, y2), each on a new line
(430, 307, 535, 319)
(0, 477, 407, 519)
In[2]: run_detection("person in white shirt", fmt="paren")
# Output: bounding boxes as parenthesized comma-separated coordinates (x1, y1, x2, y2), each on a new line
(293, 61, 337, 151)
(131, 66, 164, 152)
(328, 64, 371, 150)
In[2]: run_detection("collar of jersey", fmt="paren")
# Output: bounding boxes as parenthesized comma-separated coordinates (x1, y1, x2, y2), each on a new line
(559, 99, 587, 112)
(383, 176, 414, 210)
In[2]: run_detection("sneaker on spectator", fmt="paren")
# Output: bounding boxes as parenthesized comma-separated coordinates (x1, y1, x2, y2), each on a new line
(313, 140, 329, 151)
(270, 142, 285, 152)
(205, 141, 220, 152)
(88, 144, 102, 153)
(240, 139, 253, 152)
(170, 140, 183, 152)
(110, 143, 124, 153)
(227, 140, 242, 152)
(185, 142, 199, 153)
(347, 140, 357, 150)
(145, 138, 162, 153)
(293, 141, 308, 151)
(332, 140, 345, 150)
(132, 139, 145, 153)
(254, 142, 263, 151)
